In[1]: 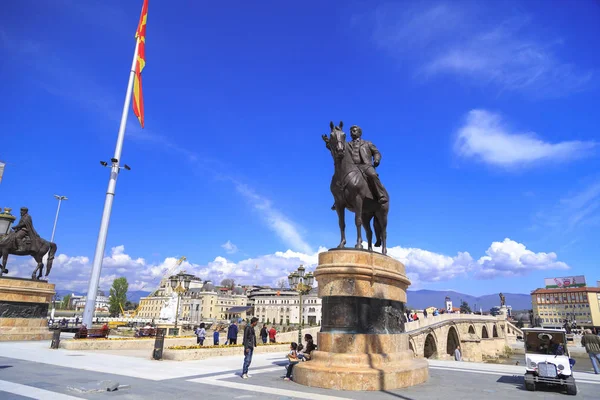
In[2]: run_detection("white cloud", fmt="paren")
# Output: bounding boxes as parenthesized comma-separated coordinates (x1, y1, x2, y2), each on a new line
(533, 179, 600, 236)
(6, 240, 569, 294)
(234, 182, 313, 254)
(367, 3, 594, 97)
(221, 240, 239, 254)
(475, 238, 569, 279)
(455, 110, 596, 167)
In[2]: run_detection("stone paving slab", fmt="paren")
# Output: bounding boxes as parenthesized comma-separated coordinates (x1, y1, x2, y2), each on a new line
(1, 340, 600, 399)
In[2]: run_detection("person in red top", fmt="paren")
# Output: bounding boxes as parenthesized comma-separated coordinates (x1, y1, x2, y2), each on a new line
(269, 326, 277, 343)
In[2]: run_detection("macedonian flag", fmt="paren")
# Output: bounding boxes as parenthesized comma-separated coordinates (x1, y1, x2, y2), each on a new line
(132, 0, 148, 128)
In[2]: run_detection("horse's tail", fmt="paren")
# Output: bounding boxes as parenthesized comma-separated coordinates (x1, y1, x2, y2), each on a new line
(45, 241, 57, 276)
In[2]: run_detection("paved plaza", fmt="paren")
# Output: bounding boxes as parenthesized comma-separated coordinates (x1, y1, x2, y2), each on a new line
(0, 340, 599, 399)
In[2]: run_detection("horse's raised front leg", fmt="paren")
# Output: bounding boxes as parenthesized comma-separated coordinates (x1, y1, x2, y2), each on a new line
(335, 203, 346, 248)
(354, 196, 363, 249)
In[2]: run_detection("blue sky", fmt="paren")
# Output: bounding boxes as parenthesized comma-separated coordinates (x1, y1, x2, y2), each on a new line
(1, 0, 599, 297)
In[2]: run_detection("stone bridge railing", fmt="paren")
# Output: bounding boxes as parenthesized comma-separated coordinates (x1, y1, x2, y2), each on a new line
(404, 313, 510, 362)
(405, 313, 499, 332)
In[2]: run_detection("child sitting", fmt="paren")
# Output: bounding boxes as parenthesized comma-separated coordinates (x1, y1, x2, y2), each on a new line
(284, 342, 299, 381)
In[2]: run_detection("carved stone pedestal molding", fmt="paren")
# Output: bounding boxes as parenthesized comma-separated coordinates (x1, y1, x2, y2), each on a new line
(0, 277, 55, 341)
(293, 249, 428, 391)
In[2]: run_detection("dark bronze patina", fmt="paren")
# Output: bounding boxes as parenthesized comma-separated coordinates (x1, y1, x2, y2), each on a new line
(0, 300, 49, 319)
(0, 207, 57, 280)
(499, 292, 506, 307)
(321, 296, 406, 334)
(322, 121, 390, 254)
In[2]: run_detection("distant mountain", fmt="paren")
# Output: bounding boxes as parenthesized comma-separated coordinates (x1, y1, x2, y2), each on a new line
(406, 289, 531, 311)
(53, 289, 151, 304)
(128, 290, 151, 303)
(54, 290, 84, 299)
(54, 287, 529, 311)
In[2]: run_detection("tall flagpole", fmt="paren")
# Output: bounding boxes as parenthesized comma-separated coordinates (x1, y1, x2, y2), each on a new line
(82, 39, 140, 328)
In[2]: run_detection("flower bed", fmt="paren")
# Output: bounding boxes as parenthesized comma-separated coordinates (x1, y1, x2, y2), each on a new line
(163, 342, 292, 361)
(60, 336, 198, 351)
(168, 342, 291, 350)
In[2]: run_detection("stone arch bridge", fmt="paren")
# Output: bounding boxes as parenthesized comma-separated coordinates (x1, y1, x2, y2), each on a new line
(405, 314, 522, 362)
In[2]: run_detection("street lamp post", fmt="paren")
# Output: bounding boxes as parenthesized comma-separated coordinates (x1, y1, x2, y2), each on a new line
(288, 265, 314, 346)
(51, 195, 68, 243)
(0, 208, 16, 237)
(170, 272, 191, 335)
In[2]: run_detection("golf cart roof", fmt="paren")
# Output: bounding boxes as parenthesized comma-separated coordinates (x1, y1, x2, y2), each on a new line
(522, 328, 566, 333)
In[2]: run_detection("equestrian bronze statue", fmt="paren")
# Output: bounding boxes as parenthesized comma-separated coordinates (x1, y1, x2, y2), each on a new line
(322, 121, 389, 255)
(0, 207, 57, 280)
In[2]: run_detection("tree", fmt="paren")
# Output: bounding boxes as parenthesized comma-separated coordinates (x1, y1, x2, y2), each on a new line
(61, 294, 72, 310)
(459, 300, 472, 314)
(109, 277, 129, 316)
(276, 278, 287, 289)
(221, 278, 235, 288)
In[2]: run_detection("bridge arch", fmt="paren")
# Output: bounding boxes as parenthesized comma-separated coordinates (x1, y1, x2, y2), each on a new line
(493, 324, 499, 338)
(424, 332, 437, 359)
(446, 325, 460, 356)
(409, 338, 416, 354)
(482, 325, 489, 338)
(468, 325, 475, 334)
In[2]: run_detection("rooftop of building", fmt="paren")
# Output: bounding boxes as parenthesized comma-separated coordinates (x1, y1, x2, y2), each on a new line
(531, 286, 600, 294)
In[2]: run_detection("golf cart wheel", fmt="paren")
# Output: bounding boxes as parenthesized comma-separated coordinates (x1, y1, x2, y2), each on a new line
(565, 376, 577, 396)
(524, 374, 535, 392)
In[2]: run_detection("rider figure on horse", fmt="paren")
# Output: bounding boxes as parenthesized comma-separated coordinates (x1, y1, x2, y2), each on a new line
(12, 207, 41, 252)
(327, 125, 388, 209)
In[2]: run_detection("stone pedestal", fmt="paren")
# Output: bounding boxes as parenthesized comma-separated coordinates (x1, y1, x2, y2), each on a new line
(294, 250, 428, 391)
(0, 277, 55, 341)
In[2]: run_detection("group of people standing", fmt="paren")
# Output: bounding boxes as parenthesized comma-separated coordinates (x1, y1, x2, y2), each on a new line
(259, 324, 277, 344)
(194, 321, 242, 346)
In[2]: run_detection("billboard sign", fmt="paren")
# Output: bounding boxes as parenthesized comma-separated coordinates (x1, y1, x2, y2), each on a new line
(544, 276, 586, 289)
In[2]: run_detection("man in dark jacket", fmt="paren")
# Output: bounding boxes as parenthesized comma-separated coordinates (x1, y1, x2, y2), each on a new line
(227, 321, 238, 345)
(582, 329, 600, 374)
(241, 317, 258, 379)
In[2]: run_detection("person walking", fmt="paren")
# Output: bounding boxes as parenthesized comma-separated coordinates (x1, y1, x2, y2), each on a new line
(260, 324, 268, 344)
(454, 345, 462, 361)
(241, 317, 258, 379)
(196, 323, 206, 346)
(582, 329, 600, 374)
(269, 326, 277, 343)
(213, 328, 220, 346)
(227, 321, 239, 345)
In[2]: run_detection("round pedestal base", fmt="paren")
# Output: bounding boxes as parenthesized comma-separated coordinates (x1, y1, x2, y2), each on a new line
(293, 352, 428, 391)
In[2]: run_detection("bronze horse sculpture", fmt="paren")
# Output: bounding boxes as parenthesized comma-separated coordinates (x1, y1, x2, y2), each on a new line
(324, 121, 389, 254)
(0, 233, 57, 280)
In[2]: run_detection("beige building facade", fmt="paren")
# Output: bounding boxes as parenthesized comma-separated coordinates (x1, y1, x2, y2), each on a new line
(531, 286, 600, 329)
(250, 288, 321, 326)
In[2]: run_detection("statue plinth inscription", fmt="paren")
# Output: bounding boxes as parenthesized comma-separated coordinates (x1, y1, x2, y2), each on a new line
(293, 250, 429, 391)
(0, 276, 55, 341)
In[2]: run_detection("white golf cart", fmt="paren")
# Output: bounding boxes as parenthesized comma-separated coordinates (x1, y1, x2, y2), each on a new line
(523, 328, 577, 395)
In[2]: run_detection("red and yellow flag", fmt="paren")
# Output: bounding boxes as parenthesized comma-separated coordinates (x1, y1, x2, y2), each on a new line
(132, 0, 148, 128)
